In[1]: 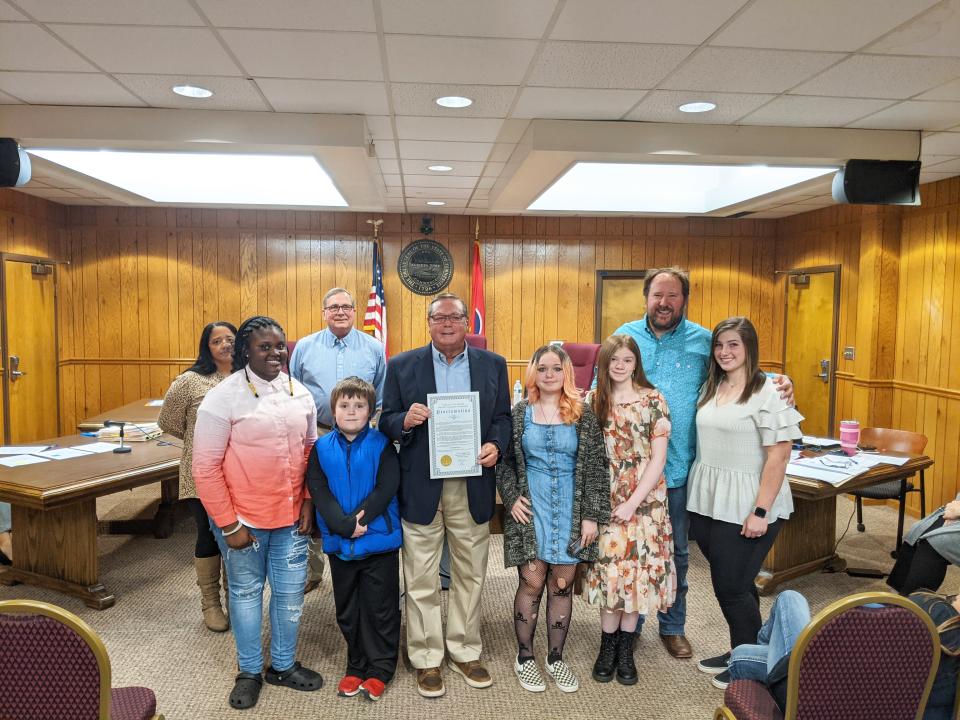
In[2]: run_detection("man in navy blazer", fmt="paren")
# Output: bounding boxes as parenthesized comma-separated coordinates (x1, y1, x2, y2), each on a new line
(380, 293, 511, 699)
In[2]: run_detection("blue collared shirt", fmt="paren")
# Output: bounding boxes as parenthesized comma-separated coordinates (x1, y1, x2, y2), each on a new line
(431, 343, 471, 393)
(289, 327, 386, 426)
(613, 316, 711, 487)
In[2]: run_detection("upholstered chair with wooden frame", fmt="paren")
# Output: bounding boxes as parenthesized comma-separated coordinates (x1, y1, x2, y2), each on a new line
(850, 427, 928, 556)
(0, 599, 163, 720)
(714, 591, 941, 720)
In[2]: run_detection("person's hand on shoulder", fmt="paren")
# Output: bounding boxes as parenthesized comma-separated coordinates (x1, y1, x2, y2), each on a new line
(773, 374, 795, 407)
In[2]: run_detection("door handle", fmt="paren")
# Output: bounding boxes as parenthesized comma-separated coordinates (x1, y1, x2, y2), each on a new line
(814, 358, 829, 384)
(9, 355, 26, 380)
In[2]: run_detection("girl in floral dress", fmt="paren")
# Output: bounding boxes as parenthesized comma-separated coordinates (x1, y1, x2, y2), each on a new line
(584, 334, 674, 686)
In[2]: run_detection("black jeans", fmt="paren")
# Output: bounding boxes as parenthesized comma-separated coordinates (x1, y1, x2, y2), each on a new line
(888, 517, 949, 595)
(329, 549, 401, 683)
(186, 498, 220, 559)
(690, 512, 781, 649)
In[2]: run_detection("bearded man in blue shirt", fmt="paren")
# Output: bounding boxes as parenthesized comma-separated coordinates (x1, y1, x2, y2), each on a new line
(613, 267, 792, 660)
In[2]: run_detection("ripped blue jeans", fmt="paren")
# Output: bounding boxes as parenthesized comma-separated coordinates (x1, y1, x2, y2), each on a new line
(213, 522, 309, 675)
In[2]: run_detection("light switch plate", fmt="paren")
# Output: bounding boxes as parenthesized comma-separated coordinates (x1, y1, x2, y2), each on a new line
(843, 346, 855, 360)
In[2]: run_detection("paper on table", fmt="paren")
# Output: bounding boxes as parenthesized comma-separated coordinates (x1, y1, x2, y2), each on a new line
(34, 447, 94, 461)
(855, 453, 910, 467)
(801, 435, 840, 447)
(0, 446, 51, 455)
(0, 454, 50, 468)
(69, 442, 120, 454)
(145, 399, 164, 407)
(787, 456, 868, 486)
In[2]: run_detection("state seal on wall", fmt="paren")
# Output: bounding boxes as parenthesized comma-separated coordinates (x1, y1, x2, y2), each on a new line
(397, 240, 454, 296)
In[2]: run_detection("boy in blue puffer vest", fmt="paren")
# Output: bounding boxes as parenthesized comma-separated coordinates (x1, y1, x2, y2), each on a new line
(306, 376, 401, 703)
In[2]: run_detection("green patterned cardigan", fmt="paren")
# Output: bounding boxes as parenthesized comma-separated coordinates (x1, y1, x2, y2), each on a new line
(495, 398, 611, 568)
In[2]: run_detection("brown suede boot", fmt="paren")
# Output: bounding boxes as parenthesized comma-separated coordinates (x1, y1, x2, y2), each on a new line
(195, 556, 229, 632)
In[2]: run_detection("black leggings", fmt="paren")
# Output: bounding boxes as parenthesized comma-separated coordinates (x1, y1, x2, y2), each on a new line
(690, 512, 781, 650)
(887, 517, 949, 595)
(186, 498, 220, 559)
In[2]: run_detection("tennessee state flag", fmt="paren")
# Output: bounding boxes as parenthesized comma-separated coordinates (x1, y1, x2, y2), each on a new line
(469, 239, 485, 335)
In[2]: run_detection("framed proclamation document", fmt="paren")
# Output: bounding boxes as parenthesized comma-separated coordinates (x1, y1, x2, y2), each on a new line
(427, 391, 482, 479)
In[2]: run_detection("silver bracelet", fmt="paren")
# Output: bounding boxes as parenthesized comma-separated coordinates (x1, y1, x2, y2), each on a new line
(222, 522, 244, 537)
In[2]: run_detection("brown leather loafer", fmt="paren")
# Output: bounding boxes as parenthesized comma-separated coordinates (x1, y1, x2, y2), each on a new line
(416, 667, 446, 698)
(660, 633, 693, 659)
(448, 659, 493, 688)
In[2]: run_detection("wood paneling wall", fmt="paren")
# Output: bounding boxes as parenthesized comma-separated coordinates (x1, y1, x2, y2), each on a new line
(52, 206, 779, 430)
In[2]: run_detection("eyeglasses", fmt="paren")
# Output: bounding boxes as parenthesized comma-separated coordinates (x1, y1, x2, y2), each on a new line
(324, 304, 355, 313)
(429, 314, 467, 324)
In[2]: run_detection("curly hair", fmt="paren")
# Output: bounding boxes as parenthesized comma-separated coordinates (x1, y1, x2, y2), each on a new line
(232, 315, 286, 371)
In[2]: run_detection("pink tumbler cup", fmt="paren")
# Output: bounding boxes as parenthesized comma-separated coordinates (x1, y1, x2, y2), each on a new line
(839, 420, 860, 455)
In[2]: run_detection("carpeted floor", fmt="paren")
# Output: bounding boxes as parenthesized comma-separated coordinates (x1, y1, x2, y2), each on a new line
(1, 490, 955, 720)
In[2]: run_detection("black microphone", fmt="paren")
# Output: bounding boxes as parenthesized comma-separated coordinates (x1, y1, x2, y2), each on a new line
(103, 420, 132, 454)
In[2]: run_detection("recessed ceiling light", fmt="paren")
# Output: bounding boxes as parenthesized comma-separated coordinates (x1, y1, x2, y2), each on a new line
(435, 95, 473, 108)
(172, 84, 214, 99)
(650, 150, 699, 156)
(27, 149, 347, 207)
(678, 101, 716, 113)
(427, 164, 454, 172)
(426, 200, 446, 206)
(528, 161, 836, 214)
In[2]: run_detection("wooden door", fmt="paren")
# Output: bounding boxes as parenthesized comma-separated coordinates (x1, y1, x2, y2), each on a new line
(3, 258, 59, 443)
(782, 268, 838, 437)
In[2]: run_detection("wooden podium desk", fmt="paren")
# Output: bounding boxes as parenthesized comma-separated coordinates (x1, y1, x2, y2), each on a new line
(77, 398, 163, 431)
(0, 435, 181, 609)
(757, 453, 933, 595)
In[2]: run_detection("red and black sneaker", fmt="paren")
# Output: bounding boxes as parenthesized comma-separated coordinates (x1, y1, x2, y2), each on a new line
(360, 677, 385, 702)
(337, 675, 363, 697)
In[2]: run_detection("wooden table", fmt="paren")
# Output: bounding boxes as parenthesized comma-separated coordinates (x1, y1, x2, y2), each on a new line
(757, 453, 933, 595)
(76, 398, 163, 430)
(0, 435, 181, 609)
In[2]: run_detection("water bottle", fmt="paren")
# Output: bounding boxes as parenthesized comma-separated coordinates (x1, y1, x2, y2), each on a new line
(513, 380, 522, 405)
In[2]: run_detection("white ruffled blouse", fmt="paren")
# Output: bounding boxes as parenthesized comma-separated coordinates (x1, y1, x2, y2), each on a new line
(687, 377, 803, 525)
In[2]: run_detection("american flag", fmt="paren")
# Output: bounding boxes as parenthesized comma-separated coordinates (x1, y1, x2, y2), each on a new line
(363, 241, 387, 355)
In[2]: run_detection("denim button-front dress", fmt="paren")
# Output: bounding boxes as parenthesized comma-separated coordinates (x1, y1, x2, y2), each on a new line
(521, 405, 579, 565)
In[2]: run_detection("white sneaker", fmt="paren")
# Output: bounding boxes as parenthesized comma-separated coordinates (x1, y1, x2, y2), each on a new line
(514, 658, 546, 692)
(545, 659, 579, 693)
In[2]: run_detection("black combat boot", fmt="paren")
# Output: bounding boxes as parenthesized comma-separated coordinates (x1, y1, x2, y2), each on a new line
(592, 630, 619, 683)
(616, 628, 637, 685)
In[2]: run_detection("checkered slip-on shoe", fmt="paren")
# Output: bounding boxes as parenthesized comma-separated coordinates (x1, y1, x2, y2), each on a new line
(545, 659, 580, 693)
(513, 659, 546, 693)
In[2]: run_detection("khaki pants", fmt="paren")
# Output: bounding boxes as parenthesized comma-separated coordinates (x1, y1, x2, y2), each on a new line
(402, 478, 490, 669)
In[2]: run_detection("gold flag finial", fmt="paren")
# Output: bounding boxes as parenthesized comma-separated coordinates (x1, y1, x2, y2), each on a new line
(366, 217, 384, 240)
(474, 218, 480, 241)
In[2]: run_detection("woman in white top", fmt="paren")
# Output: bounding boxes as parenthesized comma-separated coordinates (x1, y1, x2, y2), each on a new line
(686, 316, 803, 690)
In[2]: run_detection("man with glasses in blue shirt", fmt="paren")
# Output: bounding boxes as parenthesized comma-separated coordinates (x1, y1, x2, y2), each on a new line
(612, 267, 791, 661)
(290, 287, 387, 593)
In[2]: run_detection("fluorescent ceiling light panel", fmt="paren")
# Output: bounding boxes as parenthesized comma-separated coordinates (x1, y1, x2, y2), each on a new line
(528, 162, 836, 213)
(27, 149, 347, 206)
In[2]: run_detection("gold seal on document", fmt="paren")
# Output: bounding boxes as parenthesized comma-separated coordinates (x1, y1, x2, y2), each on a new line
(440, 455, 453, 467)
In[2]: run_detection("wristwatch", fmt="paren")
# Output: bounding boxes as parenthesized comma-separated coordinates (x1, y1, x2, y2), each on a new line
(753, 506, 767, 519)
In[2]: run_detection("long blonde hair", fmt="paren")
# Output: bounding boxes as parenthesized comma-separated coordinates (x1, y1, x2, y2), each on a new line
(591, 335, 654, 422)
(524, 345, 583, 424)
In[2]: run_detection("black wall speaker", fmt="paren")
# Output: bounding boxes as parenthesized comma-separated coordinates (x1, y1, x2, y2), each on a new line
(0, 138, 32, 188)
(831, 159, 920, 206)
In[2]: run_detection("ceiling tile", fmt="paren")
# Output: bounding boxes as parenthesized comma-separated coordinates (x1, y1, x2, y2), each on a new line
(381, 174, 401, 186)
(513, 87, 645, 119)
(529, 42, 693, 89)
(373, 141, 398, 159)
(408, 196, 468, 207)
(0, 71, 144, 105)
(398, 140, 493, 161)
(391, 82, 516, 117)
(922, 132, 960, 155)
(221, 29, 382, 80)
(400, 159, 492, 176)
(794, 55, 960, 99)
(487, 143, 514, 162)
(849, 100, 960, 131)
(924, 156, 960, 172)
(196, 0, 375, 31)
(0, 3, 25, 20)
(50, 25, 240, 75)
(395, 117, 504, 143)
(364, 116, 394, 140)
(381, 0, 556, 39)
(552, 0, 744, 44)
(404, 187, 472, 199)
(866, 1, 960, 57)
(625, 90, 772, 123)
(0, 23, 97, 71)
(468, 198, 489, 208)
(385, 35, 537, 84)
(475, 176, 497, 189)
(378, 158, 401, 175)
(917, 78, 960, 101)
(496, 119, 530, 143)
(401, 174, 479, 188)
(740, 95, 895, 126)
(662, 48, 843, 93)
(15, 0, 205, 24)
(0, 89, 21, 104)
(257, 79, 388, 113)
(114, 74, 269, 110)
(921, 170, 960, 183)
(712, 0, 939, 52)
